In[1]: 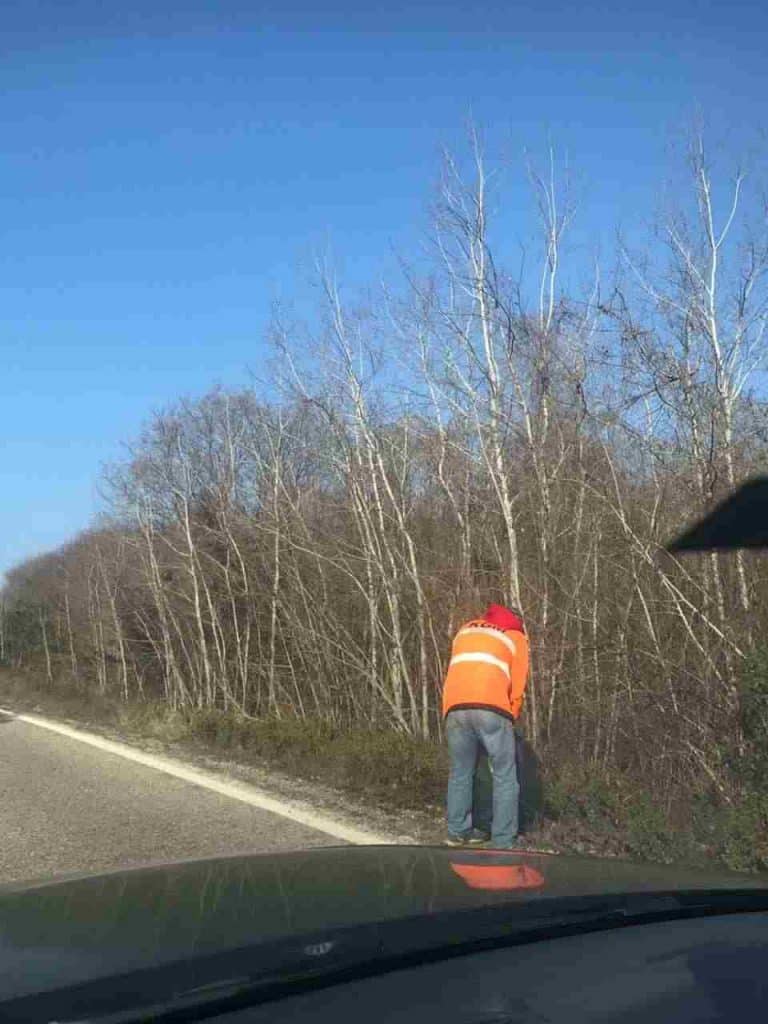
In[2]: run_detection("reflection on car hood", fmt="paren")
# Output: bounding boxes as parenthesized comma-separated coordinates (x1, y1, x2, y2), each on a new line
(0, 846, 765, 1002)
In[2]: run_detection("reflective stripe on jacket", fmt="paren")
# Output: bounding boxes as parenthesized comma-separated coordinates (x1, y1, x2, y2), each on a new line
(442, 618, 529, 721)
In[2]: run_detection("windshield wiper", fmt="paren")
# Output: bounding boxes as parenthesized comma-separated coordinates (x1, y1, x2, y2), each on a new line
(6, 889, 768, 1024)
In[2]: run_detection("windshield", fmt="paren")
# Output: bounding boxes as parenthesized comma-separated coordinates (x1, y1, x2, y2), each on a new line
(1, 0, 767, 978)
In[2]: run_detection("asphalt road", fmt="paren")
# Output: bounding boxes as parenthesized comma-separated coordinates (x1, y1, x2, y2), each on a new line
(0, 712, 338, 886)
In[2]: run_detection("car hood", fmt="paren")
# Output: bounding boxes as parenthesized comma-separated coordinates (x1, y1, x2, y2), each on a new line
(0, 845, 766, 1005)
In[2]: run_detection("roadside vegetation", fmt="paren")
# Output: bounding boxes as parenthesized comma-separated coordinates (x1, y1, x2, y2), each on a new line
(2, 128, 767, 872)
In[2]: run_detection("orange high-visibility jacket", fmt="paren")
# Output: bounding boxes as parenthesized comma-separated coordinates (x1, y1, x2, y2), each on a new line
(442, 618, 529, 722)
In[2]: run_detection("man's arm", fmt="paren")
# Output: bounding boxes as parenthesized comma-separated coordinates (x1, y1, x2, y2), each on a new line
(507, 630, 529, 718)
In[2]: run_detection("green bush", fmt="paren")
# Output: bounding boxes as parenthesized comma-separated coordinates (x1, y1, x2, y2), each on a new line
(714, 791, 768, 874)
(624, 792, 696, 864)
(544, 767, 621, 830)
(737, 646, 768, 787)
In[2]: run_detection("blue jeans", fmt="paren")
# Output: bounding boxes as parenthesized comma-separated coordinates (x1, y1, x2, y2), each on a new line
(446, 708, 519, 848)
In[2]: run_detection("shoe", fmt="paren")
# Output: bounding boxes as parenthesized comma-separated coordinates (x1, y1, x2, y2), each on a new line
(444, 834, 467, 847)
(465, 829, 492, 846)
(444, 829, 491, 848)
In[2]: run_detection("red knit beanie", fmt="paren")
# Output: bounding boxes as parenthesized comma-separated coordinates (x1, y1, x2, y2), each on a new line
(485, 603, 525, 633)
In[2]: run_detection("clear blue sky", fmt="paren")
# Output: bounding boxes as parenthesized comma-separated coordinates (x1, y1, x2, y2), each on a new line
(1, 0, 765, 581)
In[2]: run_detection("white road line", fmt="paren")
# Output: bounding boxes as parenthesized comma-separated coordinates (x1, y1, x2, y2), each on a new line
(0, 708, 400, 847)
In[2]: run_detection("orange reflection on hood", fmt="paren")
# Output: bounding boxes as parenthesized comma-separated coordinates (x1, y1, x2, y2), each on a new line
(449, 853, 546, 892)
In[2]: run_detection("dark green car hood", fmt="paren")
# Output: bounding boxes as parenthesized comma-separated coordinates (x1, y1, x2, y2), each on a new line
(0, 845, 766, 1006)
